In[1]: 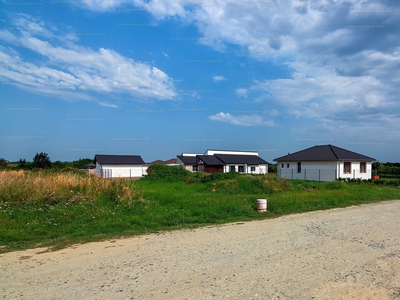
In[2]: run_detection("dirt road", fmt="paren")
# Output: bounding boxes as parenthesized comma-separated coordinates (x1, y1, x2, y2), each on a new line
(1, 200, 400, 299)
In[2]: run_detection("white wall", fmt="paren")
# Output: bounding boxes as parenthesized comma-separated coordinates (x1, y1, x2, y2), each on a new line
(223, 164, 268, 174)
(96, 163, 148, 178)
(277, 161, 372, 181)
(337, 161, 372, 180)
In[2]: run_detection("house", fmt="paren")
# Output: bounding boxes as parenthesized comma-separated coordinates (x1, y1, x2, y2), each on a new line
(94, 154, 147, 178)
(178, 150, 268, 174)
(176, 153, 202, 172)
(274, 145, 376, 181)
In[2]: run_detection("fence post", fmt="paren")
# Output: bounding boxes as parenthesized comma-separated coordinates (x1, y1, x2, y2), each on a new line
(319, 169, 321, 181)
(291, 169, 293, 179)
(304, 169, 307, 180)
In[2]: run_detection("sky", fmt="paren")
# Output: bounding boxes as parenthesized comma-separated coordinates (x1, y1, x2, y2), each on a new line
(1, 0, 399, 163)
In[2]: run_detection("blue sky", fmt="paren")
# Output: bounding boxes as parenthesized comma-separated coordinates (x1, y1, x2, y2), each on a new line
(1, 0, 399, 163)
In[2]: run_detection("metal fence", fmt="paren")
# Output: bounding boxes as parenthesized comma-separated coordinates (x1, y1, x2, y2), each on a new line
(278, 169, 337, 181)
(278, 168, 379, 181)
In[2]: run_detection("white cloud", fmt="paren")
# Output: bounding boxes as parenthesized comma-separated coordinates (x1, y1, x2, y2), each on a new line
(0, 15, 176, 104)
(213, 75, 226, 82)
(236, 88, 248, 97)
(45, 0, 400, 131)
(209, 112, 275, 127)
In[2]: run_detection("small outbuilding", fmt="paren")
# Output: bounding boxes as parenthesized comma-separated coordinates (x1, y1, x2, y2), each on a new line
(94, 154, 147, 178)
(274, 144, 376, 181)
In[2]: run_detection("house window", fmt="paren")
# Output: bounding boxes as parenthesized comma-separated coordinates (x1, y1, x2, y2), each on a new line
(281, 163, 284, 168)
(360, 162, 366, 173)
(192, 165, 197, 172)
(238, 166, 244, 173)
(344, 162, 351, 174)
(297, 162, 301, 173)
(286, 163, 289, 168)
(230, 166, 236, 172)
(250, 166, 256, 172)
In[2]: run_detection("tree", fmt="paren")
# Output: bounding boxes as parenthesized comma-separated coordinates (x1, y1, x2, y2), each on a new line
(32, 152, 52, 169)
(0, 158, 8, 169)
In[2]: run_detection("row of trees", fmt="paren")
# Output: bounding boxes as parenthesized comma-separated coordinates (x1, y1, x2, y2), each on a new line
(1, 153, 93, 170)
(372, 162, 400, 178)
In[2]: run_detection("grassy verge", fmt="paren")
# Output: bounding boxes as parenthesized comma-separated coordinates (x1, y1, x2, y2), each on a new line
(0, 169, 399, 253)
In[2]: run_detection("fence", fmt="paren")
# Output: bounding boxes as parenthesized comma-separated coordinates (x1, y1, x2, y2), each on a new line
(101, 168, 148, 179)
(278, 169, 337, 181)
(278, 168, 382, 181)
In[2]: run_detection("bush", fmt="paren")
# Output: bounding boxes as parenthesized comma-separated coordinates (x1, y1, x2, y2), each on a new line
(143, 164, 192, 182)
(200, 171, 238, 183)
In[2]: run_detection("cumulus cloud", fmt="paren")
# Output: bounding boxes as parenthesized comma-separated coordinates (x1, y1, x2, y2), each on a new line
(0, 14, 176, 104)
(70, 0, 400, 133)
(209, 112, 275, 127)
(236, 88, 248, 97)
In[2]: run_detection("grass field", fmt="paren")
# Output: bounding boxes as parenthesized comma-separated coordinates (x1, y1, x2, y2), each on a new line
(1, 168, 399, 253)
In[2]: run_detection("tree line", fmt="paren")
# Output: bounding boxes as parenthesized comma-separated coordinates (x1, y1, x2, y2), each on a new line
(372, 162, 400, 178)
(0, 153, 93, 170)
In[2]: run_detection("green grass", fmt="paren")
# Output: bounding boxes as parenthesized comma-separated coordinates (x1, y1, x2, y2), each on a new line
(0, 169, 399, 253)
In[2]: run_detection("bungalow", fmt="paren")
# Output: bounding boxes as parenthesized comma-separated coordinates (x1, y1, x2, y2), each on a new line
(179, 149, 268, 174)
(176, 153, 202, 172)
(94, 154, 147, 178)
(274, 144, 376, 181)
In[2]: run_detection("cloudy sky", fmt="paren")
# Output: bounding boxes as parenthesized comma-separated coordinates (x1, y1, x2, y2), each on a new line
(1, 0, 399, 163)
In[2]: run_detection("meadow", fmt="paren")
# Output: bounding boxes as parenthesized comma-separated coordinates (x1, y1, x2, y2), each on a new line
(1, 166, 399, 253)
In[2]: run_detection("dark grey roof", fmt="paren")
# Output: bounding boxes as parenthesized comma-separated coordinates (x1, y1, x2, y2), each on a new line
(215, 154, 268, 165)
(94, 155, 145, 165)
(196, 155, 224, 166)
(273, 145, 376, 162)
(177, 155, 197, 165)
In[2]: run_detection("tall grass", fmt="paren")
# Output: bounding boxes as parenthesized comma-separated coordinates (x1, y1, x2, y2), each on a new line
(0, 170, 136, 204)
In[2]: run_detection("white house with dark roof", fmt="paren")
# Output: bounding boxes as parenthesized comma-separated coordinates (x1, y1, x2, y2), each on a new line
(94, 154, 148, 178)
(274, 145, 376, 181)
(178, 150, 268, 174)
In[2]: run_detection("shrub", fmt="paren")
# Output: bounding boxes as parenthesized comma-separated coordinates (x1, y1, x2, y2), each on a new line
(143, 164, 192, 182)
(200, 171, 238, 183)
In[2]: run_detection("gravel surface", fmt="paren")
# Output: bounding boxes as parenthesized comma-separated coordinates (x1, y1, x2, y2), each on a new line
(1, 200, 400, 299)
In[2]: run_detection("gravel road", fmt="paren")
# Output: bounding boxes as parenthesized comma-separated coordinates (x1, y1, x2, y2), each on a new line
(1, 200, 400, 299)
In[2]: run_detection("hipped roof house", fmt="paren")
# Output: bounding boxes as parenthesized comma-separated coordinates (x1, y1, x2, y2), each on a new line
(274, 145, 375, 181)
(274, 144, 375, 162)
